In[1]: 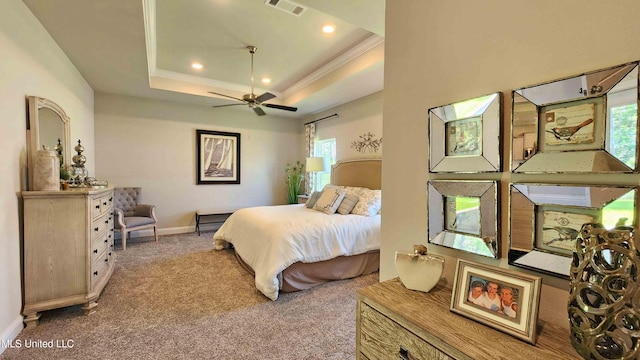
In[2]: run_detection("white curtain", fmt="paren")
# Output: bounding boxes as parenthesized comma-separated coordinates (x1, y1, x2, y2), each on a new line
(304, 123, 315, 194)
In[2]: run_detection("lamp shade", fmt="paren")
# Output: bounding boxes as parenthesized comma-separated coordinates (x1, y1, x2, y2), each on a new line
(305, 157, 326, 172)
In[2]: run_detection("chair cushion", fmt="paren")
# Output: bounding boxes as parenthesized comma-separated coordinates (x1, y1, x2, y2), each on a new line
(123, 216, 156, 228)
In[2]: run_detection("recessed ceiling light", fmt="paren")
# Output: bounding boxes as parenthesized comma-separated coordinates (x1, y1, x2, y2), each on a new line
(261, 77, 271, 84)
(322, 24, 335, 34)
(191, 63, 203, 70)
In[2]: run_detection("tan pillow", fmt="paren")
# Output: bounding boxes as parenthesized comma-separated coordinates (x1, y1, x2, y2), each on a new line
(337, 194, 359, 215)
(313, 188, 346, 215)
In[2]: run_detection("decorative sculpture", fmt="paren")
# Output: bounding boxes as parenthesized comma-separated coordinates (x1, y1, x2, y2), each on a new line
(568, 223, 640, 359)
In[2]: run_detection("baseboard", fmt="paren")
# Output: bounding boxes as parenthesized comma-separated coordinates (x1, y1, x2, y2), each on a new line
(114, 226, 197, 239)
(0, 316, 23, 355)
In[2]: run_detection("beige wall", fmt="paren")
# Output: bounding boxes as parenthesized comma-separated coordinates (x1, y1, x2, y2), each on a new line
(94, 93, 302, 232)
(0, 0, 94, 351)
(305, 91, 383, 161)
(383, 0, 640, 328)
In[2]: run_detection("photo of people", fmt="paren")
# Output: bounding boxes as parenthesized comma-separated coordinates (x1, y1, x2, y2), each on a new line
(466, 276, 519, 320)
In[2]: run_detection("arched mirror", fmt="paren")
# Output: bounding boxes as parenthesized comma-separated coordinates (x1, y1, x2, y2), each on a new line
(27, 96, 71, 190)
(511, 61, 639, 173)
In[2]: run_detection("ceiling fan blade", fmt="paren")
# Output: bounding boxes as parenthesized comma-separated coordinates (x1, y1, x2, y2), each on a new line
(208, 91, 245, 102)
(253, 106, 266, 116)
(256, 92, 276, 103)
(212, 103, 245, 108)
(264, 103, 298, 112)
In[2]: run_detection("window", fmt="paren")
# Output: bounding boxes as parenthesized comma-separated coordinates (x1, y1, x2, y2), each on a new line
(314, 138, 336, 191)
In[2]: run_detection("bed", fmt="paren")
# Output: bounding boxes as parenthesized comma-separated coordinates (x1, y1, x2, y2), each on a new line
(213, 159, 381, 300)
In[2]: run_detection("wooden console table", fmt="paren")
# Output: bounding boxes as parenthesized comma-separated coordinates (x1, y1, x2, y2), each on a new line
(356, 278, 580, 360)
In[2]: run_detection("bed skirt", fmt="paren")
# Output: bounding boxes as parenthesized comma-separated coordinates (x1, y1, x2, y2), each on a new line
(234, 250, 380, 293)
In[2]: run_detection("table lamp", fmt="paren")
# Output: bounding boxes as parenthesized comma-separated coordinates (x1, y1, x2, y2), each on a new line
(305, 157, 326, 193)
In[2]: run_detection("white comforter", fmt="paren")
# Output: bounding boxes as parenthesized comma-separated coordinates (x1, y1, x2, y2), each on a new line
(212, 204, 380, 300)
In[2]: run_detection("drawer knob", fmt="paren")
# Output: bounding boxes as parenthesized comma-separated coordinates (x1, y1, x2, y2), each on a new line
(104, 258, 108, 262)
(399, 346, 409, 360)
(93, 249, 98, 254)
(104, 239, 108, 243)
(94, 227, 99, 232)
(105, 220, 109, 224)
(103, 202, 107, 206)
(95, 205, 100, 209)
(93, 271, 98, 276)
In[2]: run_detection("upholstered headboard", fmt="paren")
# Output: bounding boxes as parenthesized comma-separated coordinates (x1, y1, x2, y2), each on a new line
(331, 159, 381, 190)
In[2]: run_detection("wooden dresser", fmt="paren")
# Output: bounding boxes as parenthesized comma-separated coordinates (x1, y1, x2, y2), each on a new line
(22, 186, 116, 328)
(357, 278, 581, 360)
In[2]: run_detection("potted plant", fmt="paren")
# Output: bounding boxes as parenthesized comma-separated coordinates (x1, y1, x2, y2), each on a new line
(285, 161, 305, 204)
(60, 166, 71, 190)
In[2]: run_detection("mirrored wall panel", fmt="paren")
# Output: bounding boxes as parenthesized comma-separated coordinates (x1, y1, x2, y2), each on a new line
(429, 92, 502, 173)
(512, 61, 639, 173)
(428, 180, 498, 258)
(509, 183, 637, 278)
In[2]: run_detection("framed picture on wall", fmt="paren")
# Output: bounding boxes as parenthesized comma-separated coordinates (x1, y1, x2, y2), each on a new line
(196, 129, 241, 184)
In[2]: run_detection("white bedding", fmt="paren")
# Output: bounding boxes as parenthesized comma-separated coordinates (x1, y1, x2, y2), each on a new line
(212, 204, 380, 300)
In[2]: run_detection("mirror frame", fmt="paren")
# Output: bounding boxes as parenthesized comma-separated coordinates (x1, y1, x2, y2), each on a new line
(428, 180, 499, 258)
(27, 96, 71, 190)
(511, 61, 639, 173)
(428, 92, 502, 173)
(508, 183, 637, 278)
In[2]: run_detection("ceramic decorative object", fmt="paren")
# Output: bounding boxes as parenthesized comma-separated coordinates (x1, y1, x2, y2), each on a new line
(33, 146, 60, 191)
(70, 139, 88, 186)
(568, 223, 640, 360)
(395, 245, 444, 293)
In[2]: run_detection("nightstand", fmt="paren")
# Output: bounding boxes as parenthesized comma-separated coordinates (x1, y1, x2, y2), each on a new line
(297, 195, 309, 204)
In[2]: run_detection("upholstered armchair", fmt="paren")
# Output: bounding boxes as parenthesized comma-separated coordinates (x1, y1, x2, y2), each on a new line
(113, 187, 158, 250)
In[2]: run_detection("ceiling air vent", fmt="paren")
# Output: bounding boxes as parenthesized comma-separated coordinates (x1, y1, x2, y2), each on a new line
(264, 0, 306, 17)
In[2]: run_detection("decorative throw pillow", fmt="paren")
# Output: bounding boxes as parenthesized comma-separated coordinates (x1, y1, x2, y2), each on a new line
(351, 188, 382, 216)
(337, 194, 359, 215)
(313, 188, 346, 215)
(305, 191, 322, 208)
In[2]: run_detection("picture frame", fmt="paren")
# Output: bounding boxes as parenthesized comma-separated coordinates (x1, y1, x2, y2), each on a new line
(428, 180, 499, 258)
(196, 129, 240, 184)
(511, 61, 639, 173)
(450, 259, 542, 345)
(429, 92, 502, 173)
(508, 183, 636, 278)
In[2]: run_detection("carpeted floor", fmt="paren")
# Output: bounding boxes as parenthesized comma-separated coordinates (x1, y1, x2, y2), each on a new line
(1, 232, 378, 360)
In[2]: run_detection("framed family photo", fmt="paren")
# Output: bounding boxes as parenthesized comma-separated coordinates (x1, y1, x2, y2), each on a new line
(196, 129, 240, 185)
(450, 259, 542, 344)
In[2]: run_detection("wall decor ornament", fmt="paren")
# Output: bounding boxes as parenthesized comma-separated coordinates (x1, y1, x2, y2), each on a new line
(196, 130, 241, 185)
(511, 61, 639, 173)
(568, 223, 640, 360)
(429, 92, 502, 173)
(350, 132, 382, 153)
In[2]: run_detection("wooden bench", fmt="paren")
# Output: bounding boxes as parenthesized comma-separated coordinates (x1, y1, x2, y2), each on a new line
(195, 210, 234, 236)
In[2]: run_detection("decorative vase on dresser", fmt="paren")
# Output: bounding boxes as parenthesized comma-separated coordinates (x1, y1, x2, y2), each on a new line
(22, 186, 116, 328)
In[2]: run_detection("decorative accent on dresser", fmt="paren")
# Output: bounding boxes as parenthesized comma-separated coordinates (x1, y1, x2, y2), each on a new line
(357, 278, 580, 359)
(509, 183, 636, 278)
(428, 180, 498, 258)
(428, 92, 501, 173)
(569, 223, 640, 360)
(22, 186, 115, 327)
(33, 146, 60, 191)
(69, 139, 89, 186)
(511, 61, 639, 173)
(395, 245, 444, 293)
(450, 260, 542, 345)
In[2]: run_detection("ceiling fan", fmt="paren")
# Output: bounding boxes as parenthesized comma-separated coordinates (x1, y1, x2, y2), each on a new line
(209, 46, 298, 116)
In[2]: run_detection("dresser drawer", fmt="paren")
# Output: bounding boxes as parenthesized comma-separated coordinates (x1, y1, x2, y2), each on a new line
(360, 302, 453, 360)
(91, 212, 111, 240)
(91, 249, 114, 288)
(91, 194, 113, 220)
(91, 231, 110, 263)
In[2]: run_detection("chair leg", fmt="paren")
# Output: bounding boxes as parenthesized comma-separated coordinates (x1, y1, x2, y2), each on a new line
(153, 225, 158, 242)
(122, 230, 127, 251)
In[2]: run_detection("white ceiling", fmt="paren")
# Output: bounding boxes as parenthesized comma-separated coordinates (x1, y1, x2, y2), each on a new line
(22, 0, 385, 118)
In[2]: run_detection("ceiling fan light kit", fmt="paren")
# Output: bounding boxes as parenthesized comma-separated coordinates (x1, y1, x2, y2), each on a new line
(209, 46, 298, 116)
